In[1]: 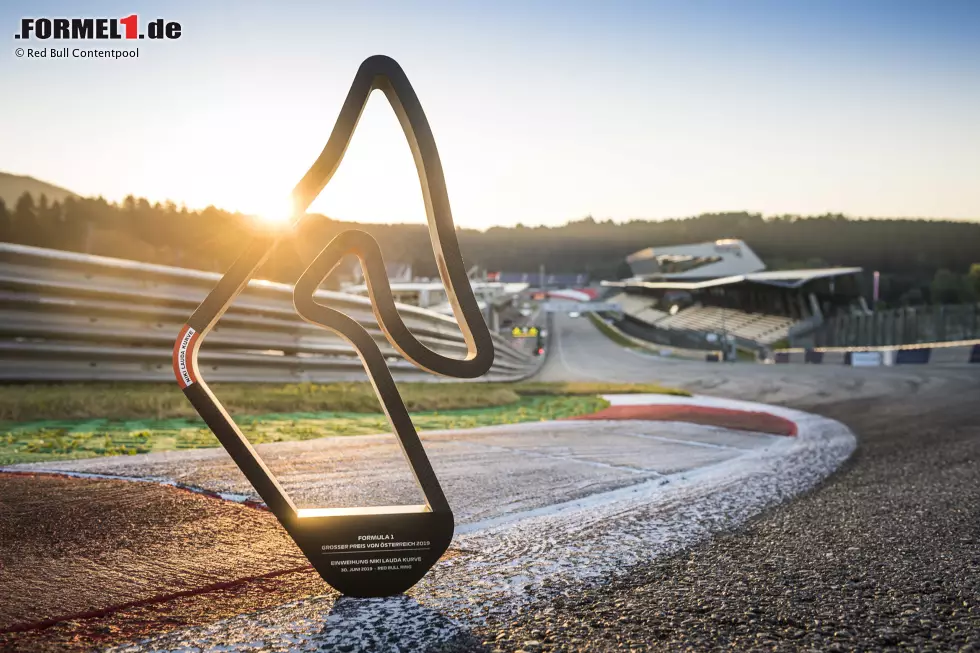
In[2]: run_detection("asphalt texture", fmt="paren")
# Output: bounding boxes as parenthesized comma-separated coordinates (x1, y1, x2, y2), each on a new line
(0, 473, 327, 651)
(469, 316, 980, 652)
(2, 394, 800, 650)
(3, 312, 979, 651)
(10, 420, 779, 523)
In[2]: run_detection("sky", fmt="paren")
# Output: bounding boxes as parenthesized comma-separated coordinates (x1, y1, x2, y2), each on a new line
(1, 0, 979, 228)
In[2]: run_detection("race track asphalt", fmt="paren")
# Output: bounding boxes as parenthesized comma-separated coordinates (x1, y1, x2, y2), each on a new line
(473, 314, 980, 652)
(4, 398, 838, 651)
(3, 312, 978, 651)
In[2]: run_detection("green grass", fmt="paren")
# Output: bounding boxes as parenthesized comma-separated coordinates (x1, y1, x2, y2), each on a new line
(0, 381, 686, 422)
(0, 395, 608, 466)
(0, 380, 688, 465)
(769, 337, 791, 350)
(0, 382, 519, 422)
(735, 346, 759, 362)
(586, 312, 644, 350)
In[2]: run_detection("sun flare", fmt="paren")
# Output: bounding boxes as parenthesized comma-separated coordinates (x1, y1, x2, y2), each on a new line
(251, 197, 299, 229)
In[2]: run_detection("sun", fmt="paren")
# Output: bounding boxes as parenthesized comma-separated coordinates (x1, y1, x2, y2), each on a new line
(251, 196, 299, 229)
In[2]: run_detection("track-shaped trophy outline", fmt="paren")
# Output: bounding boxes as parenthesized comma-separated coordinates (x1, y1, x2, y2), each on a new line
(172, 55, 494, 598)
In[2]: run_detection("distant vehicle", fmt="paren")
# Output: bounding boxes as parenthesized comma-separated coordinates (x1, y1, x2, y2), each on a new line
(569, 311, 581, 318)
(520, 308, 532, 317)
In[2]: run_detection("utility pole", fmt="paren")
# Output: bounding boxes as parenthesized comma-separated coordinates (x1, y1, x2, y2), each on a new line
(539, 263, 545, 291)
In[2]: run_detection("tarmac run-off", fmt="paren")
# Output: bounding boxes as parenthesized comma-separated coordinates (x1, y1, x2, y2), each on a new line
(11, 387, 856, 652)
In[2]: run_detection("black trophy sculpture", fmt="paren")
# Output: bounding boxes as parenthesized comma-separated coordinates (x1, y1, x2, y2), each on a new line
(172, 55, 494, 598)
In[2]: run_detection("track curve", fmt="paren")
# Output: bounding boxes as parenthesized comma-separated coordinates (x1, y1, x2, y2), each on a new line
(537, 312, 978, 408)
(6, 313, 976, 651)
(486, 312, 980, 652)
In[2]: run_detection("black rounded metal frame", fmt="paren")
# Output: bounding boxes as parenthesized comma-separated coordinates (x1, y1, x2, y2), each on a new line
(171, 55, 494, 596)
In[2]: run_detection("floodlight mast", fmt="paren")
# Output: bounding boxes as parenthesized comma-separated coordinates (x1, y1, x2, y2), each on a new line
(172, 55, 494, 597)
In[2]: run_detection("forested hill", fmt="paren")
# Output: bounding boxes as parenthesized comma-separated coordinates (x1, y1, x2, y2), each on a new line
(0, 188, 977, 305)
(0, 173, 76, 208)
(463, 213, 978, 280)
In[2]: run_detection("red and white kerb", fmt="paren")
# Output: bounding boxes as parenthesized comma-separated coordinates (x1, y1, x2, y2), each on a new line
(172, 324, 200, 388)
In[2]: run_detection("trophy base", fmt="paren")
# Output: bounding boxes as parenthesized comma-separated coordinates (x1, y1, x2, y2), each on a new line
(287, 506, 454, 598)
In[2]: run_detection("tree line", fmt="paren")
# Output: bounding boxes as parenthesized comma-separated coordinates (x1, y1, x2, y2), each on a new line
(1, 191, 978, 305)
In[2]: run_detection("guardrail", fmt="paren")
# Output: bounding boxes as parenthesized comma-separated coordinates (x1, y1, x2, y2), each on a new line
(0, 243, 543, 383)
(771, 339, 980, 366)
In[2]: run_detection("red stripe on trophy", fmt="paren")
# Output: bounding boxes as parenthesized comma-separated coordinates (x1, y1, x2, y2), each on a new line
(173, 324, 199, 388)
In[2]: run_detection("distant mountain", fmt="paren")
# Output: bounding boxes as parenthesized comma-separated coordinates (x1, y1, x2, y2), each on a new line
(0, 172, 77, 208)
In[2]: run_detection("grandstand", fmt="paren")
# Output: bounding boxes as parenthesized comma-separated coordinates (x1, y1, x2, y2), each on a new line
(603, 239, 865, 350)
(605, 294, 797, 346)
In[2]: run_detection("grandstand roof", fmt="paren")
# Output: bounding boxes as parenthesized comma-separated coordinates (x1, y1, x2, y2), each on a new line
(626, 239, 766, 279)
(737, 268, 864, 287)
(603, 267, 862, 291)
